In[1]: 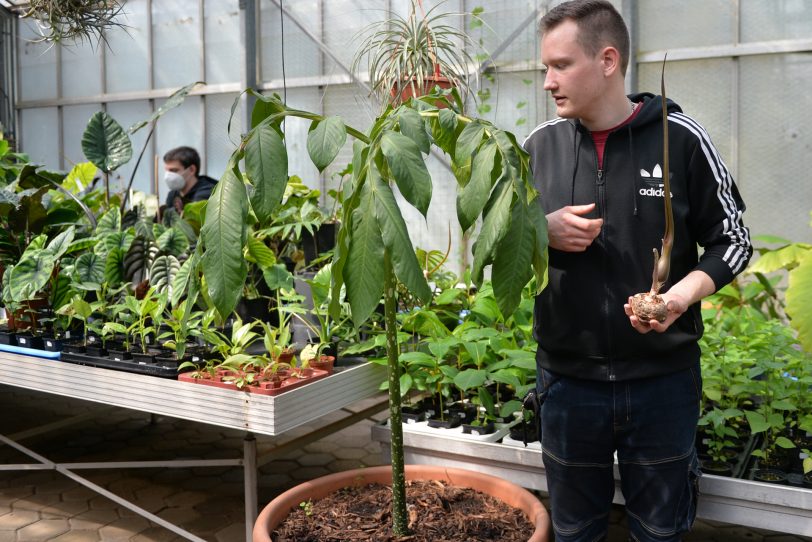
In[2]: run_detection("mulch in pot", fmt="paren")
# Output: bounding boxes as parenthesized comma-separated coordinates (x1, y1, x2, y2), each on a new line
(273, 478, 535, 542)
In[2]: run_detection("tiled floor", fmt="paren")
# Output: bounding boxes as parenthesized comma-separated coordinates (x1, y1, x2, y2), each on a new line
(1, 384, 810, 541)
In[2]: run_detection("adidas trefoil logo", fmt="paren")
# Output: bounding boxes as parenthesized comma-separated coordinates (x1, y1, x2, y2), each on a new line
(639, 163, 672, 198)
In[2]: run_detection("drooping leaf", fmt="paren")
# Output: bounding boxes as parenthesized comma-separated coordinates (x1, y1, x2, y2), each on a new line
(492, 197, 535, 318)
(307, 116, 347, 172)
(455, 121, 486, 166)
(344, 183, 385, 326)
(472, 176, 514, 285)
(369, 170, 431, 304)
(786, 250, 812, 353)
(246, 123, 288, 225)
(457, 139, 498, 232)
(529, 197, 550, 293)
(201, 167, 248, 319)
(81, 111, 133, 173)
(397, 108, 430, 154)
(380, 131, 432, 218)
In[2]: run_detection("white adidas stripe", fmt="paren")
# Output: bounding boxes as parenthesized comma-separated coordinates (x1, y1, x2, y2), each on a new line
(669, 113, 751, 274)
(523, 117, 570, 148)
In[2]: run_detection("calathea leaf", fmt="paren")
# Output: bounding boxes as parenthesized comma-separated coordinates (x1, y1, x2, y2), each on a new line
(104, 248, 125, 286)
(46, 226, 76, 261)
(379, 130, 432, 218)
(81, 111, 132, 173)
(74, 252, 105, 288)
(246, 123, 288, 226)
(344, 182, 385, 326)
(369, 169, 431, 304)
(201, 166, 248, 320)
(457, 138, 498, 233)
(150, 255, 181, 297)
(307, 116, 347, 172)
(7, 249, 56, 301)
(156, 227, 190, 257)
(95, 207, 122, 237)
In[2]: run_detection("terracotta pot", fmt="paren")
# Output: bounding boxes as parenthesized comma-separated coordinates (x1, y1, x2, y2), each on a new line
(252, 464, 550, 542)
(392, 75, 453, 107)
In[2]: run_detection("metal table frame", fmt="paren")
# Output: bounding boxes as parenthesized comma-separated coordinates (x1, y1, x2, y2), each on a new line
(0, 352, 387, 541)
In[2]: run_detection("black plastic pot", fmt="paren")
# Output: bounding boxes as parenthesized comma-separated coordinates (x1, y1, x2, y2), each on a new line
(42, 336, 63, 352)
(462, 421, 496, 436)
(61, 341, 87, 355)
(0, 329, 17, 345)
(15, 333, 44, 349)
(700, 459, 734, 477)
(753, 468, 788, 485)
(427, 414, 462, 429)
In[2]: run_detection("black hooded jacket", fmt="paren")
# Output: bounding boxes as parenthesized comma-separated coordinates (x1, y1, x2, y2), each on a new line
(523, 93, 752, 381)
(165, 174, 218, 211)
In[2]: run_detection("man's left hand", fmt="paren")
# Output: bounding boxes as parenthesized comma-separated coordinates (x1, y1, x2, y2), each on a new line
(624, 293, 689, 334)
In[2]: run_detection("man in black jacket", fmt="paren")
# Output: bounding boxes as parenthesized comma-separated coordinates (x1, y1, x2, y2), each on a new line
(523, 1, 751, 541)
(163, 146, 218, 214)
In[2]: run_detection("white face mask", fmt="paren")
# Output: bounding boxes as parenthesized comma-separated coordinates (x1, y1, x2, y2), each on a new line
(164, 170, 187, 191)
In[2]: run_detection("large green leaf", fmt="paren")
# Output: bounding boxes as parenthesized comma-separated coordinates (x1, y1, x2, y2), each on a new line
(171, 252, 198, 308)
(749, 244, 811, 274)
(455, 121, 486, 167)
(529, 197, 550, 293)
(246, 123, 288, 225)
(453, 368, 487, 391)
(201, 167, 248, 319)
(492, 198, 536, 318)
(472, 175, 514, 285)
(457, 139, 498, 232)
(344, 183, 385, 326)
(380, 131, 432, 218)
(263, 263, 294, 291)
(7, 249, 56, 301)
(104, 247, 124, 286)
(397, 108, 430, 154)
(370, 170, 431, 304)
(786, 250, 812, 353)
(81, 111, 132, 173)
(95, 207, 121, 236)
(307, 116, 347, 172)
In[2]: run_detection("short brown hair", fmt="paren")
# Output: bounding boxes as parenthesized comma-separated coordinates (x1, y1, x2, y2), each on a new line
(163, 146, 201, 174)
(540, 0, 630, 76)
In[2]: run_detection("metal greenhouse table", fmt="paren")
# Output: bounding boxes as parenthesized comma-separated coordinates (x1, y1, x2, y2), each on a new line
(371, 423, 812, 537)
(0, 350, 387, 542)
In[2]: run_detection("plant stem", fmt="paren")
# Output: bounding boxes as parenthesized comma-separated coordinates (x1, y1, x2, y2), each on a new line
(384, 250, 408, 536)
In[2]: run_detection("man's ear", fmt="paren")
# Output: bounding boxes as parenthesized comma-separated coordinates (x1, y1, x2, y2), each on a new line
(189, 164, 199, 177)
(601, 46, 622, 77)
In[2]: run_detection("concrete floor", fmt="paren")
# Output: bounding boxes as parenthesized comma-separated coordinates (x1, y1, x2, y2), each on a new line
(1, 383, 811, 542)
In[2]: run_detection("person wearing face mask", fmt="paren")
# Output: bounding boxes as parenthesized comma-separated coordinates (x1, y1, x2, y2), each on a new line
(162, 146, 218, 214)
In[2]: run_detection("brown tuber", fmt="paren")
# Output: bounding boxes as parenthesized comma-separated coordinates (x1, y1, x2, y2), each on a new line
(630, 56, 673, 325)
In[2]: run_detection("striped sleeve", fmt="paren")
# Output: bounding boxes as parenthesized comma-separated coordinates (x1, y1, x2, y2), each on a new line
(670, 112, 752, 287)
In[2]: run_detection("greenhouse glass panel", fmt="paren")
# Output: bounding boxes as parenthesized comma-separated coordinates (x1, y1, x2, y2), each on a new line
(153, 0, 203, 89)
(106, 100, 155, 196)
(204, 92, 240, 180)
(465, 0, 538, 67)
(739, 54, 812, 243)
(637, 0, 734, 51)
(20, 107, 58, 169)
(62, 104, 101, 171)
(204, 0, 241, 85)
(322, 0, 386, 78)
(61, 41, 102, 99)
(106, 0, 150, 94)
(260, 0, 322, 81)
(637, 58, 734, 167)
(18, 21, 57, 102)
(276, 87, 320, 192)
(741, 0, 812, 43)
(475, 70, 540, 143)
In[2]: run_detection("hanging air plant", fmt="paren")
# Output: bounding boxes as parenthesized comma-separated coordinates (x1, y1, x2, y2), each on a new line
(22, 0, 126, 44)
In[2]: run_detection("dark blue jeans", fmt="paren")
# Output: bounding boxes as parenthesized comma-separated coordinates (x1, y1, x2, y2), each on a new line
(538, 363, 702, 542)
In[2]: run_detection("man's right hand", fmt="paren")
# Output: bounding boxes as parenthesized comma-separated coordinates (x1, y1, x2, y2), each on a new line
(547, 203, 603, 252)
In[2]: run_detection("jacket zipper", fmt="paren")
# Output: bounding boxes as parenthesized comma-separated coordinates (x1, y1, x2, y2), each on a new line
(596, 163, 615, 380)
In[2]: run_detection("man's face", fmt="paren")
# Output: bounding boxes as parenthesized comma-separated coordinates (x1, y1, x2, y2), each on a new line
(164, 160, 189, 178)
(541, 19, 607, 120)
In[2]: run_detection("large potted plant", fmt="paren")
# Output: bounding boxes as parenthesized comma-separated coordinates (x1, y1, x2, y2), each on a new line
(351, 0, 478, 107)
(201, 82, 548, 537)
